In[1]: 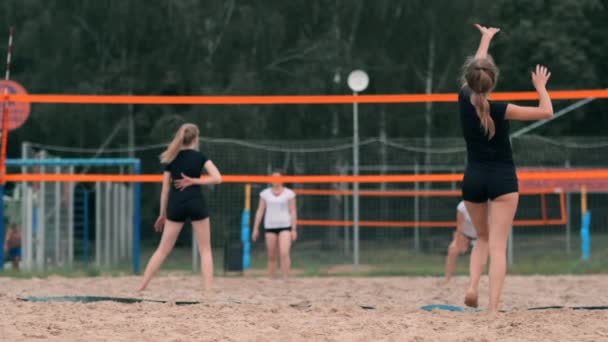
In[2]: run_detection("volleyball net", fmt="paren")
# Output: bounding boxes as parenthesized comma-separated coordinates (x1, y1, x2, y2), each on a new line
(2, 90, 608, 274)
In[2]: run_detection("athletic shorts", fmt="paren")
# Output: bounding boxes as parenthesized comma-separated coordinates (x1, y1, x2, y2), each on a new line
(459, 230, 477, 241)
(462, 162, 518, 203)
(265, 227, 292, 235)
(9, 247, 21, 259)
(166, 196, 209, 222)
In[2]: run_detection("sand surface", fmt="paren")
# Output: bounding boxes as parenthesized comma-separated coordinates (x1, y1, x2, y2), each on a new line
(1, 274, 607, 341)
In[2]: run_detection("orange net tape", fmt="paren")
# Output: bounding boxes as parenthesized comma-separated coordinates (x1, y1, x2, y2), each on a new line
(4, 170, 608, 183)
(297, 191, 567, 228)
(294, 188, 561, 196)
(5, 89, 608, 105)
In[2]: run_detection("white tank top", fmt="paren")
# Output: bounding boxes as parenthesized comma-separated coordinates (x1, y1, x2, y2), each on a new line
(260, 188, 296, 229)
(457, 201, 477, 238)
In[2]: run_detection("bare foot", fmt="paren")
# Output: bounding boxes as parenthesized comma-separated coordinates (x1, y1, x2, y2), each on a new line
(464, 289, 478, 308)
(485, 309, 501, 318)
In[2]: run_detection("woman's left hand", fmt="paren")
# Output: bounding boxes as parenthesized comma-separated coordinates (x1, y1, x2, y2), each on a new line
(291, 230, 298, 242)
(174, 173, 196, 191)
(154, 216, 166, 232)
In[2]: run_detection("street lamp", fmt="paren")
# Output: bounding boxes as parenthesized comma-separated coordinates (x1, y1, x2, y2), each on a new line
(347, 70, 368, 270)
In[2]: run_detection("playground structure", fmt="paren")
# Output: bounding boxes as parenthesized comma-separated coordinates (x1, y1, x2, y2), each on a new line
(3, 144, 141, 272)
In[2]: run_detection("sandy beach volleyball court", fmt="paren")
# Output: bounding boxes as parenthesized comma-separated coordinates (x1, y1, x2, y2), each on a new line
(1, 275, 607, 341)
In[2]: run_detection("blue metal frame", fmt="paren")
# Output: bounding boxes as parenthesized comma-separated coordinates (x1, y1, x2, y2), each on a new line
(581, 211, 591, 261)
(0, 158, 141, 273)
(5, 158, 140, 167)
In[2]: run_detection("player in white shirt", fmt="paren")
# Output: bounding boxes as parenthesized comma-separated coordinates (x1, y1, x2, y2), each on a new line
(252, 170, 298, 278)
(444, 201, 478, 283)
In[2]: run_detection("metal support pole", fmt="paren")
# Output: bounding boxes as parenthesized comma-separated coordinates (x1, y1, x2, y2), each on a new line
(414, 162, 420, 251)
(83, 189, 90, 264)
(19, 184, 29, 270)
(120, 184, 127, 260)
(21, 142, 30, 270)
(104, 182, 111, 267)
(127, 184, 133, 260)
(54, 166, 61, 264)
(24, 186, 33, 270)
(37, 151, 47, 270)
(68, 166, 75, 267)
(112, 183, 119, 265)
(0, 27, 15, 271)
(565, 160, 571, 254)
(95, 182, 101, 267)
(132, 162, 141, 274)
(352, 93, 360, 270)
(344, 189, 350, 256)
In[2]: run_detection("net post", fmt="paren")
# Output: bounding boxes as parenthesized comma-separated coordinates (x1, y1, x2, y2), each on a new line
(580, 185, 591, 261)
(241, 183, 251, 270)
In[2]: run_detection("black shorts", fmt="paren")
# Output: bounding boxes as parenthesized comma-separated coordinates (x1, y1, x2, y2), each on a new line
(265, 227, 292, 235)
(167, 196, 209, 222)
(462, 162, 518, 203)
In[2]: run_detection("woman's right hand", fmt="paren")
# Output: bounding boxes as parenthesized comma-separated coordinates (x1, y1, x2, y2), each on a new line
(174, 173, 196, 191)
(154, 216, 166, 232)
(474, 24, 500, 39)
(531, 64, 551, 90)
(252, 229, 259, 242)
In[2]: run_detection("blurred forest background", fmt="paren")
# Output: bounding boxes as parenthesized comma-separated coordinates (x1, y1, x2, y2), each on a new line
(1, 0, 606, 156)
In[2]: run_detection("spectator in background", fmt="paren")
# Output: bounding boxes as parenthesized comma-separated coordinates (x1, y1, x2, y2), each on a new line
(4, 224, 21, 270)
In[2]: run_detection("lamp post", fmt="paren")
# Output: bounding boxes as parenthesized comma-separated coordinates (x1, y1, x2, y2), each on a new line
(347, 70, 369, 270)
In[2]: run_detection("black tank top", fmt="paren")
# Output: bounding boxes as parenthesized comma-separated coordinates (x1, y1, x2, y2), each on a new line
(163, 149, 209, 201)
(459, 87, 513, 165)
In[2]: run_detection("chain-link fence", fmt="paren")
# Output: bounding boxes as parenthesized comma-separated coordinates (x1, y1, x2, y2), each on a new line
(15, 135, 608, 274)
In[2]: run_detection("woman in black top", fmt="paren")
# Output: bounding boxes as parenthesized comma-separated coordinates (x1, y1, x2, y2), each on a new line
(460, 24, 553, 312)
(138, 123, 222, 292)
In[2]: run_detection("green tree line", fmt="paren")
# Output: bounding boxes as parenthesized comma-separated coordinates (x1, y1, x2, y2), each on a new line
(1, 0, 606, 161)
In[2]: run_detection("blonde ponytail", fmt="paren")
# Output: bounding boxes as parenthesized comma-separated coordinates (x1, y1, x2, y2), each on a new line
(463, 57, 499, 140)
(160, 123, 200, 163)
(471, 93, 495, 139)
